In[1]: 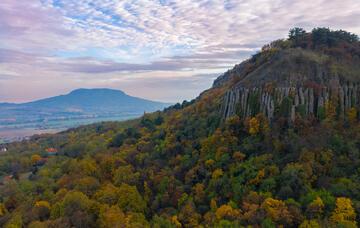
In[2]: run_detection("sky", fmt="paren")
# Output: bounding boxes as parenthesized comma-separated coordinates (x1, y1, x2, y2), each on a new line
(0, 0, 359, 103)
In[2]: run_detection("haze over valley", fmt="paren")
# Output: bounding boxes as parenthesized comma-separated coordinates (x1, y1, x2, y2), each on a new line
(0, 88, 170, 142)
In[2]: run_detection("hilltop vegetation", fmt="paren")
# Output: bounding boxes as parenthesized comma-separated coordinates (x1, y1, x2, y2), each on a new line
(215, 27, 360, 88)
(0, 28, 360, 227)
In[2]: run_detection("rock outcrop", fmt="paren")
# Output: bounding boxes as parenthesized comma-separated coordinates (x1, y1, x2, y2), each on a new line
(222, 82, 360, 121)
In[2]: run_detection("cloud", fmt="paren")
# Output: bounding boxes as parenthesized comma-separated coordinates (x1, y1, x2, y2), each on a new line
(0, 0, 75, 53)
(0, 47, 254, 74)
(0, 0, 359, 103)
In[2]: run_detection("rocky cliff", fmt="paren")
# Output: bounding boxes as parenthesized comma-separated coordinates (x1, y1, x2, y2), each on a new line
(222, 82, 360, 121)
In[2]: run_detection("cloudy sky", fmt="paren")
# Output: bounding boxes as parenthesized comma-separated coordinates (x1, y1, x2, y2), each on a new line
(0, 0, 359, 103)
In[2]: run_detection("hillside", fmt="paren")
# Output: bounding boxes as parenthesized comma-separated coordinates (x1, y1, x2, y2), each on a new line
(0, 28, 360, 227)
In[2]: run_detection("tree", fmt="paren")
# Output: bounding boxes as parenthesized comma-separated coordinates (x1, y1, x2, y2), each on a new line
(312, 27, 359, 48)
(347, 107, 357, 123)
(61, 191, 92, 216)
(193, 183, 205, 204)
(4, 213, 22, 228)
(330, 197, 356, 226)
(249, 169, 265, 185)
(109, 132, 126, 147)
(325, 100, 337, 121)
(117, 184, 146, 213)
(112, 165, 140, 186)
(58, 191, 95, 227)
(233, 151, 246, 162)
(28, 221, 48, 228)
(98, 205, 126, 228)
(306, 197, 324, 219)
(31, 154, 42, 165)
(75, 176, 100, 196)
(312, 27, 331, 47)
(212, 169, 224, 179)
(34, 201, 51, 221)
(261, 198, 293, 225)
(215, 204, 241, 221)
(0, 203, 7, 216)
(94, 183, 120, 205)
(125, 212, 150, 227)
(299, 219, 321, 228)
(248, 117, 260, 135)
(178, 201, 201, 227)
(289, 27, 306, 46)
(289, 27, 306, 39)
(210, 198, 218, 212)
(171, 215, 182, 227)
(152, 215, 175, 228)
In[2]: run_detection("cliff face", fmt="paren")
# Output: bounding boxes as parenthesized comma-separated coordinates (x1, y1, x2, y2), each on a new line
(222, 82, 360, 121)
(216, 36, 360, 121)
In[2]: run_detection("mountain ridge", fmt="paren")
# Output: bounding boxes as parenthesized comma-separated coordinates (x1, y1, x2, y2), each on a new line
(0, 88, 171, 136)
(1, 88, 169, 107)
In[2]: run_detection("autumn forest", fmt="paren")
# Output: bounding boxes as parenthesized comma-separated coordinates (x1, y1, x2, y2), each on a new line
(1, 28, 360, 227)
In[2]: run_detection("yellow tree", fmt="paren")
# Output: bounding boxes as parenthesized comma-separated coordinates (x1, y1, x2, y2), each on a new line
(171, 215, 182, 227)
(212, 169, 223, 179)
(210, 198, 218, 212)
(125, 212, 150, 227)
(306, 197, 324, 218)
(330, 197, 356, 226)
(261, 198, 293, 225)
(34, 201, 51, 221)
(98, 205, 126, 228)
(299, 219, 321, 228)
(215, 204, 241, 220)
(0, 203, 7, 216)
(193, 183, 205, 204)
(31, 154, 42, 164)
(248, 117, 260, 135)
(205, 159, 215, 169)
(347, 107, 357, 123)
(249, 169, 265, 185)
(325, 100, 336, 121)
(35, 201, 50, 208)
(178, 201, 201, 227)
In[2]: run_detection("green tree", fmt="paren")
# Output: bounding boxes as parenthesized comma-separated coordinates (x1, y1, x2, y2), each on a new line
(112, 165, 140, 186)
(117, 184, 146, 213)
(289, 27, 306, 46)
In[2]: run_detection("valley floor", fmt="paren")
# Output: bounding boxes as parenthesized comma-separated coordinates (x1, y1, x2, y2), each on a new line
(0, 114, 140, 143)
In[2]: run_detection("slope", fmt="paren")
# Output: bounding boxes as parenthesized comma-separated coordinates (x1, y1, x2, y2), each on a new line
(0, 28, 359, 227)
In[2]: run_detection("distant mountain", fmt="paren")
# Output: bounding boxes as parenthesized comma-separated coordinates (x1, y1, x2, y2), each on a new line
(22, 88, 169, 113)
(0, 88, 171, 129)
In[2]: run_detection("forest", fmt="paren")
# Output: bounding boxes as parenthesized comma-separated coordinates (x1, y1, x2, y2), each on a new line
(0, 28, 360, 227)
